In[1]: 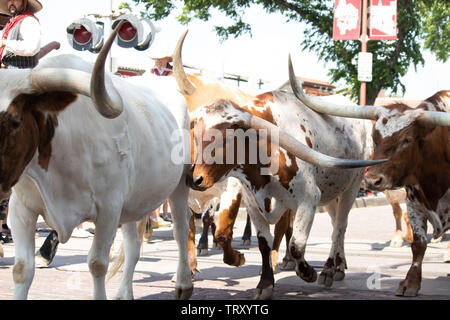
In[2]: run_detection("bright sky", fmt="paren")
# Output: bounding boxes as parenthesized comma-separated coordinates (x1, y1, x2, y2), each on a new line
(36, 0, 448, 99)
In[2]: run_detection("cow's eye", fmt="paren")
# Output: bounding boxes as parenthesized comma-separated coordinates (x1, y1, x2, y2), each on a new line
(10, 118, 20, 129)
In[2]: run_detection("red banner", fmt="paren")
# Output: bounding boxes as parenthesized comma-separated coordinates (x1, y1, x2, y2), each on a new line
(333, 0, 361, 40)
(369, 0, 397, 40)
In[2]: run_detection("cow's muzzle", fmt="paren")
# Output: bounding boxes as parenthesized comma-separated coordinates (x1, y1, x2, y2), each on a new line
(364, 172, 389, 191)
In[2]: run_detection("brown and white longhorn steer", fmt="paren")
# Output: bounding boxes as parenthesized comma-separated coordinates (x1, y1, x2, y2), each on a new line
(289, 62, 450, 297)
(365, 91, 450, 296)
(187, 92, 382, 299)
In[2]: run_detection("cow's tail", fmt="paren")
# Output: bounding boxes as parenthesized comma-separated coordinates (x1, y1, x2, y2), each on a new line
(106, 213, 150, 282)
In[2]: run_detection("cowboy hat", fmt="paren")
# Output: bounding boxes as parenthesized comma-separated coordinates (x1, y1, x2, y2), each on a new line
(0, 0, 43, 15)
(148, 42, 172, 61)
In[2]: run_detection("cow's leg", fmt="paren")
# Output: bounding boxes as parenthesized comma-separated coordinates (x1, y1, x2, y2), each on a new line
(9, 194, 39, 300)
(403, 211, 413, 244)
(241, 213, 252, 246)
(187, 213, 198, 274)
(168, 182, 194, 300)
(210, 216, 218, 249)
(89, 213, 119, 300)
(197, 207, 212, 256)
(115, 221, 140, 300)
(245, 205, 274, 300)
(396, 210, 427, 297)
(319, 185, 356, 287)
(279, 210, 295, 270)
(35, 230, 59, 267)
(390, 201, 405, 247)
(271, 210, 292, 272)
(319, 200, 338, 286)
(215, 192, 245, 267)
(289, 196, 319, 284)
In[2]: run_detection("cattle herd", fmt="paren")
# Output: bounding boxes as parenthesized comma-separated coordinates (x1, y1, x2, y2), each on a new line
(0, 23, 448, 300)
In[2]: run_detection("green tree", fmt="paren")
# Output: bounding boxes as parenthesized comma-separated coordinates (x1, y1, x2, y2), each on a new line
(125, 0, 448, 104)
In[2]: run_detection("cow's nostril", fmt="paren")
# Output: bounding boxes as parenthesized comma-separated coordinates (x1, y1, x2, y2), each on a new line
(374, 177, 383, 186)
(194, 176, 204, 187)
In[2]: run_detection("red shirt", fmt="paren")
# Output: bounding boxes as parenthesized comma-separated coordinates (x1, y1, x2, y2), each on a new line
(151, 63, 173, 76)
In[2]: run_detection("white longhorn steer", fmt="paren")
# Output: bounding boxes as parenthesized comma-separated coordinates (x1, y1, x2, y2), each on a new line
(1, 23, 193, 299)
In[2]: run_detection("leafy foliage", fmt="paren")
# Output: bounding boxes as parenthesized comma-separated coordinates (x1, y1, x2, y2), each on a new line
(123, 0, 448, 104)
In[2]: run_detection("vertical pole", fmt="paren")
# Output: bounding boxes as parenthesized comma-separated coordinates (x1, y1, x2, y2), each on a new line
(104, 0, 113, 72)
(360, 0, 368, 106)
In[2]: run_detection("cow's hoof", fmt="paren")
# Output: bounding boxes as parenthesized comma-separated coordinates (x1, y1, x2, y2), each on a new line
(35, 254, 51, 268)
(114, 290, 133, 300)
(390, 237, 404, 248)
(197, 248, 208, 256)
(225, 251, 245, 267)
(252, 286, 273, 300)
(232, 252, 246, 267)
(174, 286, 193, 300)
(279, 257, 296, 271)
(318, 271, 334, 287)
(430, 235, 443, 244)
(296, 262, 317, 283)
(395, 282, 419, 297)
(334, 270, 345, 281)
(241, 239, 251, 246)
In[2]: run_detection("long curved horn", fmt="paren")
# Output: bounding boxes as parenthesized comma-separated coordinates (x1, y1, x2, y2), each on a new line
(288, 54, 379, 121)
(172, 29, 196, 95)
(248, 115, 387, 169)
(29, 67, 92, 97)
(418, 109, 450, 127)
(89, 20, 124, 118)
(29, 25, 124, 119)
(289, 55, 450, 126)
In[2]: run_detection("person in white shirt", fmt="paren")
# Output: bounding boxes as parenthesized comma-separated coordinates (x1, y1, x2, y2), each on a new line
(0, 0, 41, 69)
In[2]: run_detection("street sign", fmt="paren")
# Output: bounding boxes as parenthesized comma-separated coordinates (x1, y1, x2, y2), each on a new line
(358, 52, 373, 82)
(333, 0, 361, 40)
(369, 0, 397, 40)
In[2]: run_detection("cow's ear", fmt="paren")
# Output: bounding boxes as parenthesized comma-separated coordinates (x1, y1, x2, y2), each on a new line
(416, 114, 438, 137)
(30, 110, 58, 171)
(31, 92, 78, 114)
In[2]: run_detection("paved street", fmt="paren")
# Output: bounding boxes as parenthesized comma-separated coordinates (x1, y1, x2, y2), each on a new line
(0, 201, 449, 300)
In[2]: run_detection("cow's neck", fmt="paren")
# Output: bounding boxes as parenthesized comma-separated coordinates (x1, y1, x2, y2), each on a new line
(412, 127, 450, 211)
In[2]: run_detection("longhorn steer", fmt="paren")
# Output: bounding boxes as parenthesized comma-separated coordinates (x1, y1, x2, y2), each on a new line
(171, 32, 314, 272)
(288, 58, 450, 297)
(187, 83, 383, 298)
(1, 23, 192, 299)
(171, 32, 255, 267)
(365, 92, 450, 296)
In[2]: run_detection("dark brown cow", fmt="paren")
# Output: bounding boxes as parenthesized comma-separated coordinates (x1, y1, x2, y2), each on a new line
(365, 91, 450, 296)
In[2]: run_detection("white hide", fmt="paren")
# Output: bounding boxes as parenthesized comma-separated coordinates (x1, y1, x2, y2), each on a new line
(5, 54, 192, 300)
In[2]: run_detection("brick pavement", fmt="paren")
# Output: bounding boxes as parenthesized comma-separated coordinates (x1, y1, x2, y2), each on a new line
(0, 203, 449, 300)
